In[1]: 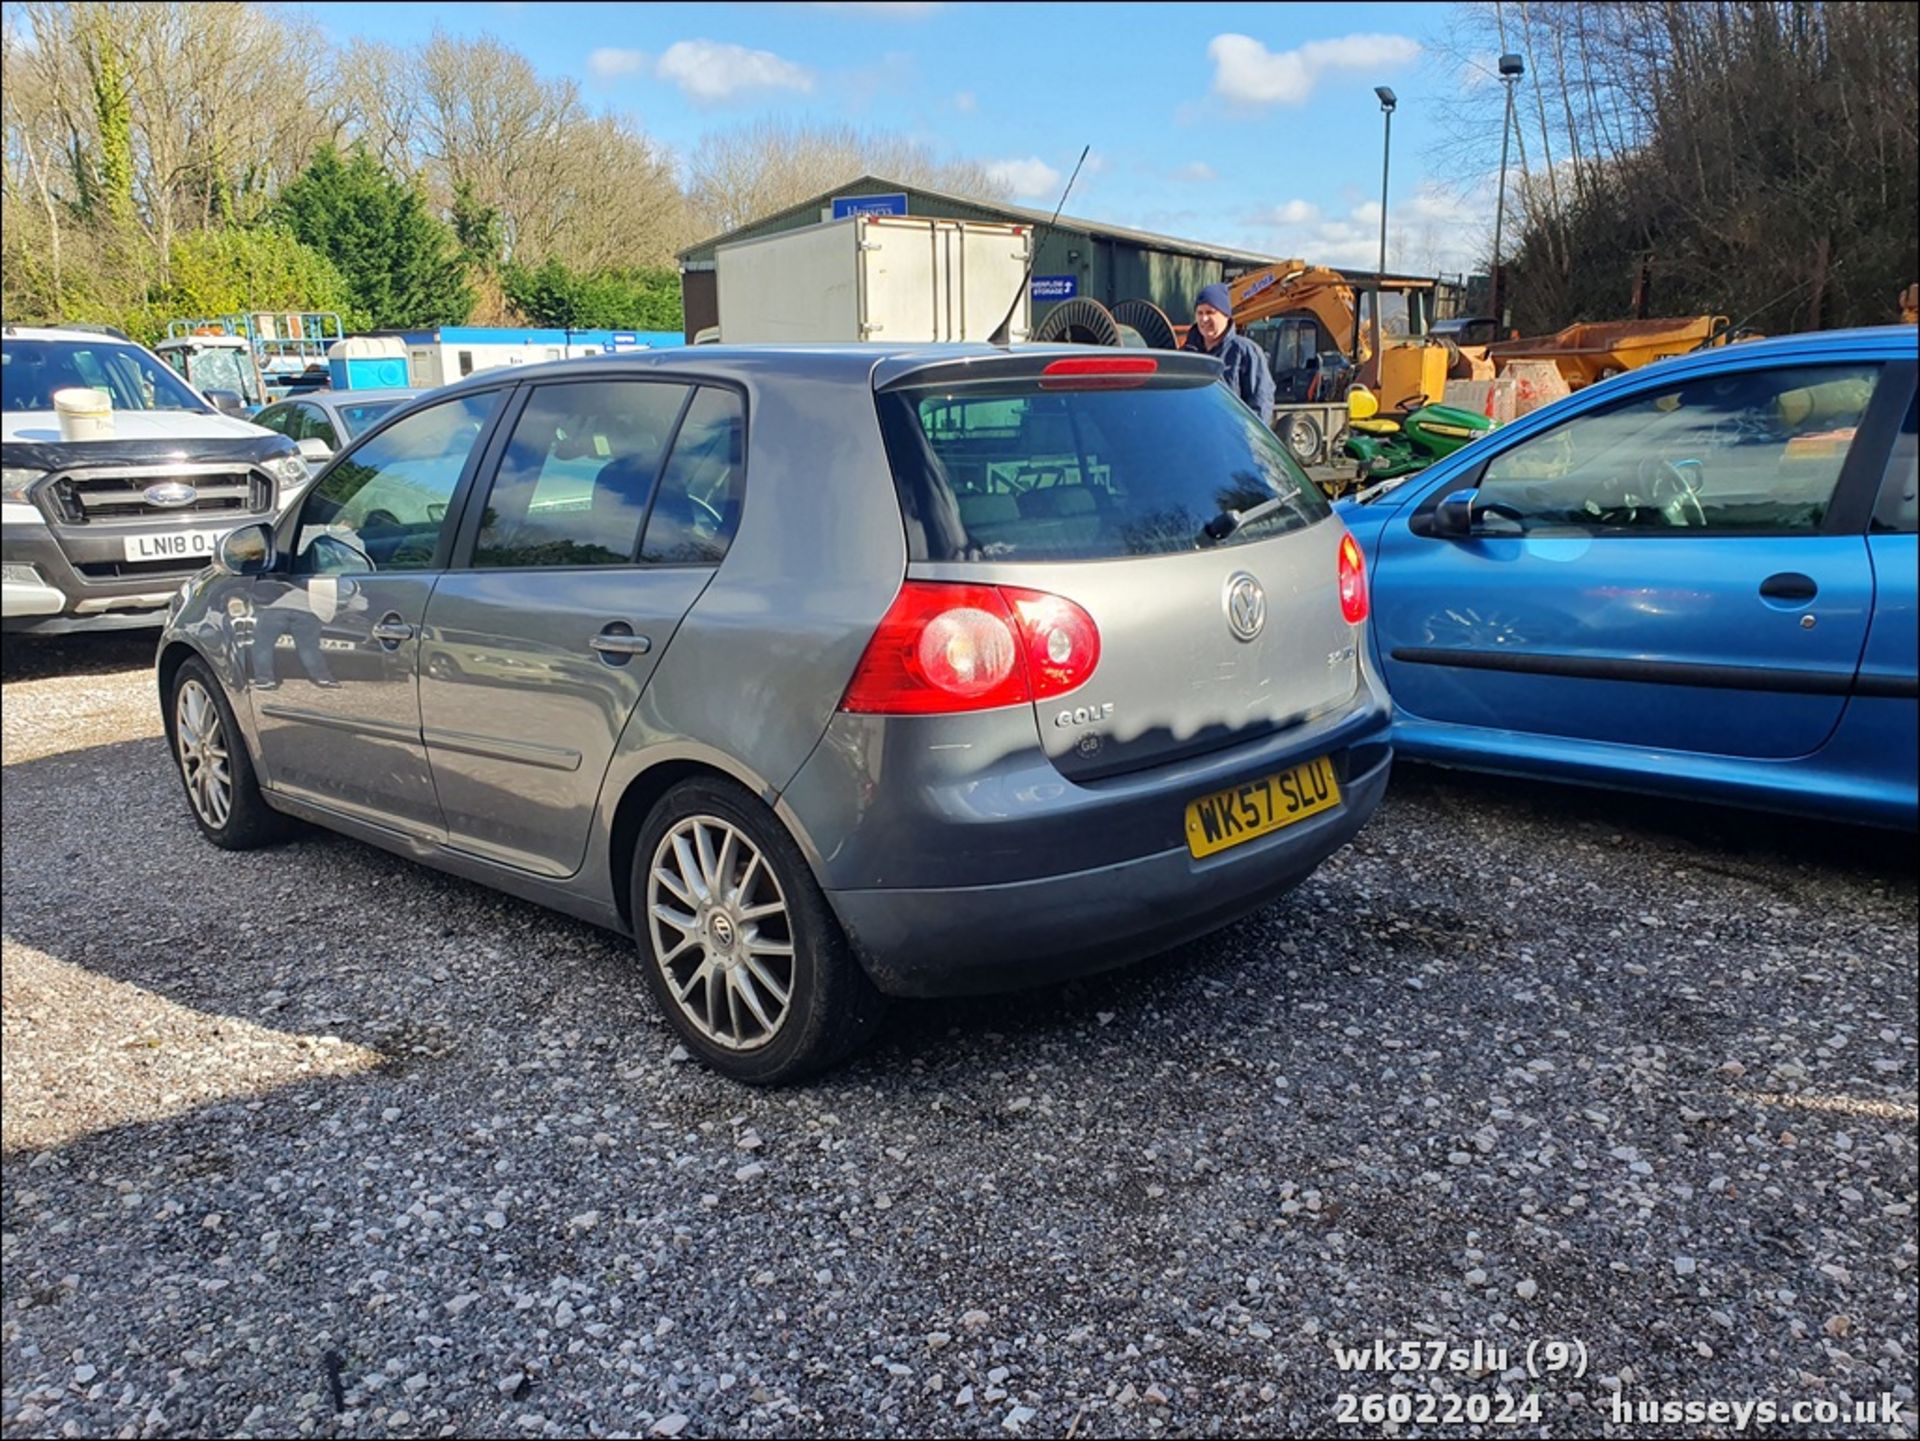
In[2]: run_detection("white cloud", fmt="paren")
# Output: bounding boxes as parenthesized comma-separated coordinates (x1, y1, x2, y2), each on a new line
(588, 47, 649, 79)
(953, 89, 977, 112)
(655, 39, 815, 102)
(986, 156, 1063, 198)
(1208, 31, 1421, 107)
(1174, 161, 1219, 184)
(1240, 178, 1493, 274)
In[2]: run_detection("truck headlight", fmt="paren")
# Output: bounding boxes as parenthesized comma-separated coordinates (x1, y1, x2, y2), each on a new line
(267, 453, 309, 486)
(2, 466, 48, 503)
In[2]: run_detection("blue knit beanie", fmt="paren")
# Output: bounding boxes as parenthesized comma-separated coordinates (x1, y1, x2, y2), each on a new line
(1196, 282, 1232, 315)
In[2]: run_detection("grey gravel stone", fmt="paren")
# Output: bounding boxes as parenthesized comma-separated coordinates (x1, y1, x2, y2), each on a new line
(3, 635, 1915, 1438)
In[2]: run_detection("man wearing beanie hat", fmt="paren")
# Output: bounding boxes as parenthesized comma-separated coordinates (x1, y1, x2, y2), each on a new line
(1182, 282, 1275, 426)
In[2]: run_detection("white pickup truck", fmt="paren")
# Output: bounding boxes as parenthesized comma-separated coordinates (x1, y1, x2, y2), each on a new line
(2, 325, 309, 635)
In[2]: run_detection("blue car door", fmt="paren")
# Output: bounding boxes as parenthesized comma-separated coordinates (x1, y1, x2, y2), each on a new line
(1854, 388, 1919, 786)
(1370, 356, 1901, 760)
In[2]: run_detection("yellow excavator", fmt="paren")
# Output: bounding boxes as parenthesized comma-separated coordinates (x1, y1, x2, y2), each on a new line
(1221, 259, 1453, 411)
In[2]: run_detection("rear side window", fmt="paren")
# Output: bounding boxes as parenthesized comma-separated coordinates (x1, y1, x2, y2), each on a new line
(876, 377, 1327, 561)
(1873, 394, 1917, 534)
(474, 380, 690, 568)
(641, 387, 746, 566)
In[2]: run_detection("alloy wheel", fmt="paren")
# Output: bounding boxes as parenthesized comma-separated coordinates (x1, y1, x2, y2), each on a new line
(645, 816, 795, 1051)
(175, 679, 233, 830)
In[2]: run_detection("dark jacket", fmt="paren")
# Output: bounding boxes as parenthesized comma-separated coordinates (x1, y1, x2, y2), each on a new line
(1182, 321, 1275, 425)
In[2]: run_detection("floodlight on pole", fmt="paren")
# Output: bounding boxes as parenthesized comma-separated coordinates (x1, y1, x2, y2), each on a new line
(1491, 53, 1525, 327)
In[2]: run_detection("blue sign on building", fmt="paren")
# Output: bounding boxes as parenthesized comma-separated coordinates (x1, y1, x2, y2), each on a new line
(831, 193, 909, 220)
(1031, 275, 1079, 301)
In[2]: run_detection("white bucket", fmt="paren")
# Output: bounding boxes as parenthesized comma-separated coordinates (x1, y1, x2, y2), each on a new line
(54, 387, 114, 441)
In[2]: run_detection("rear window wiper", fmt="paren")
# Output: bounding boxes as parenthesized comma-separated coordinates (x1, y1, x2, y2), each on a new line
(1200, 495, 1290, 544)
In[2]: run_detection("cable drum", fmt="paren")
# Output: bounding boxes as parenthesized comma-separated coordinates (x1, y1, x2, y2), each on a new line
(1112, 299, 1180, 351)
(1032, 298, 1122, 346)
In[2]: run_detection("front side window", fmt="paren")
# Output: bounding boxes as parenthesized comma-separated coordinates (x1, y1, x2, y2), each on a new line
(293, 392, 498, 573)
(253, 404, 295, 437)
(641, 387, 747, 566)
(294, 404, 340, 451)
(473, 380, 691, 568)
(877, 376, 1326, 562)
(1475, 364, 1881, 533)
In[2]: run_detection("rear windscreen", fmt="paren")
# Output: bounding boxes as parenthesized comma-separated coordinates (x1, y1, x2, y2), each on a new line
(876, 376, 1329, 562)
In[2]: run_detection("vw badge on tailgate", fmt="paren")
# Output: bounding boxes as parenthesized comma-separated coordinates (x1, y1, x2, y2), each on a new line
(1224, 572, 1266, 642)
(143, 481, 198, 508)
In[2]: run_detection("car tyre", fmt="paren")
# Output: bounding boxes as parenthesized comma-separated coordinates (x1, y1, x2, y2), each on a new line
(167, 656, 293, 850)
(631, 778, 885, 1085)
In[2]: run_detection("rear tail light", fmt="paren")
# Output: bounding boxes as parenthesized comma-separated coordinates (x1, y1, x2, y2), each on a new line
(1003, 586, 1102, 699)
(1337, 532, 1370, 624)
(841, 582, 1101, 715)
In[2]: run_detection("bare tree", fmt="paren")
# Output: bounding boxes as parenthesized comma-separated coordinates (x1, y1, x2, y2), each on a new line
(1427, 0, 1918, 332)
(686, 118, 1008, 237)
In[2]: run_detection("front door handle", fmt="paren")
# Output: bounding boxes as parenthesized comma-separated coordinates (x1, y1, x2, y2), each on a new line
(1759, 572, 1818, 603)
(590, 629, 652, 658)
(371, 614, 414, 646)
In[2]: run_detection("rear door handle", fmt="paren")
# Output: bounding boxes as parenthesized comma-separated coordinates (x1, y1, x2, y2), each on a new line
(371, 615, 414, 645)
(590, 629, 652, 657)
(1759, 572, 1818, 603)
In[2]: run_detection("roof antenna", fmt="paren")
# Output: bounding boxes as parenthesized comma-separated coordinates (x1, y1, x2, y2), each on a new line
(989, 144, 1091, 348)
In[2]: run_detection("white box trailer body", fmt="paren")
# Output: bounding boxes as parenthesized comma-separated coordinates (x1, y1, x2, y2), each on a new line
(714, 215, 1032, 344)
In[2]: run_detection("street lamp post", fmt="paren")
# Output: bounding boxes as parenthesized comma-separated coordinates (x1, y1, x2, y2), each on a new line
(1373, 86, 1396, 373)
(1490, 52, 1525, 329)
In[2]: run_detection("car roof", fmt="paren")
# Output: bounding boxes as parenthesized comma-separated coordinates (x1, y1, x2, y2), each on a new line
(2, 325, 145, 345)
(1574, 325, 1917, 392)
(417, 342, 1219, 399)
(311, 387, 421, 406)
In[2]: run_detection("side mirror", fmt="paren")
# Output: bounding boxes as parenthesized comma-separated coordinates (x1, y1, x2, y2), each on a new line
(214, 522, 274, 577)
(205, 388, 247, 417)
(297, 437, 333, 463)
(1433, 489, 1478, 538)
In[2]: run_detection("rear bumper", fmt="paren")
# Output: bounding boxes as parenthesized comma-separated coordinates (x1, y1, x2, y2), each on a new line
(834, 744, 1389, 996)
(796, 690, 1393, 997)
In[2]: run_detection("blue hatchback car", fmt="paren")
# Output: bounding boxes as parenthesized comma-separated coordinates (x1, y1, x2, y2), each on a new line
(1337, 326, 1917, 828)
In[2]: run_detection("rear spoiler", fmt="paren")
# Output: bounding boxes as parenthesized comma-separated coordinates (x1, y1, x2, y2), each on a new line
(872, 348, 1219, 393)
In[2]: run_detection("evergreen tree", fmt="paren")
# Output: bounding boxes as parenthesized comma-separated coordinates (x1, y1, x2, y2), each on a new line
(279, 147, 473, 329)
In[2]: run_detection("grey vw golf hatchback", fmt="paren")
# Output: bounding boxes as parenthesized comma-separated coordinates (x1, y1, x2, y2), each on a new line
(158, 346, 1391, 1082)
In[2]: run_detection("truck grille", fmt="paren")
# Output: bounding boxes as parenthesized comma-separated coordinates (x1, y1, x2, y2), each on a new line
(45, 468, 272, 525)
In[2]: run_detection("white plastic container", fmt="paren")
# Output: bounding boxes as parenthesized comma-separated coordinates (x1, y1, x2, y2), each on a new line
(53, 387, 114, 441)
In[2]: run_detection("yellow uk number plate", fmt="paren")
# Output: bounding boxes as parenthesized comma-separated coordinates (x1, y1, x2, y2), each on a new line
(1185, 756, 1341, 859)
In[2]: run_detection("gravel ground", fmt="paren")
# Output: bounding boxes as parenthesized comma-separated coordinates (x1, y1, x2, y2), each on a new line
(2, 632, 1916, 1439)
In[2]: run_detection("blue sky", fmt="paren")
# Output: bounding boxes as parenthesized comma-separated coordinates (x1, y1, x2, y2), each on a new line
(303, 1, 1506, 272)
